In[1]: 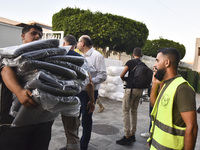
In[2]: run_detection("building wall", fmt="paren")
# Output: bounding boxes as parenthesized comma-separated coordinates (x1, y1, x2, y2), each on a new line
(0, 22, 61, 48)
(108, 51, 191, 71)
(0, 23, 22, 47)
(193, 38, 200, 72)
(108, 52, 131, 66)
(108, 51, 155, 68)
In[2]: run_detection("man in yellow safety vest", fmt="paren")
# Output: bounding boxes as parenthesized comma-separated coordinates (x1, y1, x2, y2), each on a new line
(148, 47, 198, 150)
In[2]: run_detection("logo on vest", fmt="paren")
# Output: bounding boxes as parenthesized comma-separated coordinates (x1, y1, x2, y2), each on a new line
(161, 94, 170, 106)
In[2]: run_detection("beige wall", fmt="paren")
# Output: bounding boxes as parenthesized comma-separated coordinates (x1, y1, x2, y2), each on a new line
(108, 51, 190, 71)
(108, 51, 156, 68)
(193, 38, 200, 72)
(0, 22, 56, 48)
(0, 23, 22, 47)
(108, 52, 131, 66)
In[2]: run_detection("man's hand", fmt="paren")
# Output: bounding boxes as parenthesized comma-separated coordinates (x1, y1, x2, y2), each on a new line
(150, 69, 164, 107)
(16, 89, 37, 107)
(1, 66, 37, 107)
(152, 68, 163, 86)
(86, 73, 95, 113)
(87, 101, 95, 114)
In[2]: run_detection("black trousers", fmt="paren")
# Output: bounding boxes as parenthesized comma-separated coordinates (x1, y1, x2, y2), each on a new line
(0, 121, 54, 150)
(79, 90, 98, 150)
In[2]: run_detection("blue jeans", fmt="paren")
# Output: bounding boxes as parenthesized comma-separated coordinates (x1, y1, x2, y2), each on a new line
(78, 90, 98, 150)
(0, 121, 54, 150)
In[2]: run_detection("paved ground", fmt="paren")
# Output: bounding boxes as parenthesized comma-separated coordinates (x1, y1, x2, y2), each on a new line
(49, 94, 200, 150)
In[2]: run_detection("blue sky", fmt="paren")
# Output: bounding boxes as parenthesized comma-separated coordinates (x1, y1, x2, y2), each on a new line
(1, 0, 200, 63)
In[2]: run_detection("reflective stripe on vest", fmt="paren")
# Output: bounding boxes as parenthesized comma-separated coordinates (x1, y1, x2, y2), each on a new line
(149, 77, 192, 150)
(151, 139, 174, 150)
(154, 119, 185, 136)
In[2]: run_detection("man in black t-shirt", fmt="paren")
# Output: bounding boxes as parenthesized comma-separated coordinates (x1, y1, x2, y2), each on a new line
(116, 47, 143, 145)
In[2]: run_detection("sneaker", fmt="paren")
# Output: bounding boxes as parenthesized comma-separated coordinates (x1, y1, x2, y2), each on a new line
(130, 135, 136, 142)
(116, 136, 132, 145)
(197, 106, 200, 113)
(140, 132, 150, 138)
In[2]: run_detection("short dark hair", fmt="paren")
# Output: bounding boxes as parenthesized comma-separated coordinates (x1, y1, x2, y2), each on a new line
(64, 34, 77, 46)
(81, 36, 93, 47)
(133, 47, 142, 57)
(22, 24, 43, 35)
(158, 47, 180, 69)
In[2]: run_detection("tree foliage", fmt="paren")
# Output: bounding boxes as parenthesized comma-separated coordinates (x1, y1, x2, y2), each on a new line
(142, 38, 186, 59)
(52, 7, 85, 31)
(52, 7, 149, 55)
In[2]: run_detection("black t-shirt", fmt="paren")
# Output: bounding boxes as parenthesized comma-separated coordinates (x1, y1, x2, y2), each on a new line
(124, 58, 141, 88)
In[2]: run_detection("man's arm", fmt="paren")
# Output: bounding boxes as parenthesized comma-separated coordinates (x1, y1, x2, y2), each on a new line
(180, 111, 198, 150)
(150, 72, 163, 107)
(91, 71, 107, 84)
(86, 74, 95, 114)
(90, 55, 107, 84)
(1, 66, 37, 107)
(120, 66, 129, 81)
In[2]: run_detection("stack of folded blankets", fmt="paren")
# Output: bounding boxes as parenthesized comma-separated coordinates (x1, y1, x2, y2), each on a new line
(0, 39, 88, 127)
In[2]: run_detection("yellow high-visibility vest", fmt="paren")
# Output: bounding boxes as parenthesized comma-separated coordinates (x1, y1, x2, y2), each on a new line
(148, 77, 193, 150)
(74, 49, 83, 55)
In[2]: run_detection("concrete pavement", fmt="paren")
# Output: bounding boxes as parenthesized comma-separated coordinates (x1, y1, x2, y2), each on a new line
(49, 94, 200, 150)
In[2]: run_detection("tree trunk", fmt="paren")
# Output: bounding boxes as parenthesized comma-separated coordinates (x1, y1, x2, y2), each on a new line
(102, 48, 107, 57)
(102, 48, 111, 58)
(118, 52, 121, 60)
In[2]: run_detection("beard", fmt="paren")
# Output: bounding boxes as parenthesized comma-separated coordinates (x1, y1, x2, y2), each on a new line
(154, 68, 166, 81)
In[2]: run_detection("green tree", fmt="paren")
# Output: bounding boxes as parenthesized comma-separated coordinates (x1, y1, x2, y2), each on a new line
(142, 38, 186, 59)
(52, 7, 85, 31)
(62, 11, 120, 49)
(52, 7, 149, 55)
(104, 13, 148, 55)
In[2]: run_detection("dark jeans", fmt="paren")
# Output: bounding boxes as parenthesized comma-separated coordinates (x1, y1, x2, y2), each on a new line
(148, 102, 153, 147)
(0, 121, 54, 150)
(78, 90, 98, 150)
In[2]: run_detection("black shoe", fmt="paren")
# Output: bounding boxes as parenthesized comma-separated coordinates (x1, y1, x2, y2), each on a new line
(197, 106, 200, 113)
(59, 147, 67, 150)
(130, 135, 136, 142)
(116, 136, 132, 145)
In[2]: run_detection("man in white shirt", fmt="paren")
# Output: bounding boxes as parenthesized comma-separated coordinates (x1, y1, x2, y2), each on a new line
(76, 35, 107, 150)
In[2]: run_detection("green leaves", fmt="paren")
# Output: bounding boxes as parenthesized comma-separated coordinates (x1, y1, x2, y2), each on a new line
(142, 38, 186, 59)
(52, 7, 149, 55)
